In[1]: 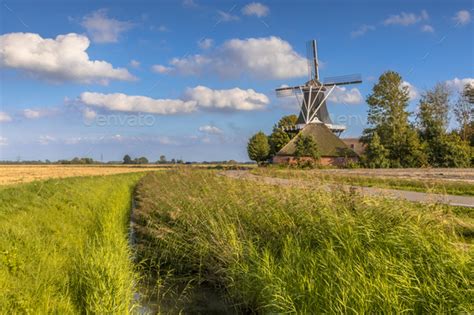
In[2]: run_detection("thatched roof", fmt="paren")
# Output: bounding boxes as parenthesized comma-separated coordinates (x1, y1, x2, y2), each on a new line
(276, 123, 358, 157)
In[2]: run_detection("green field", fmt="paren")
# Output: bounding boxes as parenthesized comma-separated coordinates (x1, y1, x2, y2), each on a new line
(251, 167, 474, 196)
(0, 173, 143, 313)
(1, 169, 473, 313)
(134, 170, 473, 313)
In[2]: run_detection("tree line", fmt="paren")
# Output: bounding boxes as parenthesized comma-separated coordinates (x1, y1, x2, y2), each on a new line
(247, 70, 473, 168)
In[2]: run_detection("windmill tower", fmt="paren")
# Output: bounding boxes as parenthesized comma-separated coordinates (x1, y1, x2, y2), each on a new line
(276, 40, 362, 135)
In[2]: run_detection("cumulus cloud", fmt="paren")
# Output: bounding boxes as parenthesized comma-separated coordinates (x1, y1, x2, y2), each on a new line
(421, 24, 434, 33)
(155, 36, 307, 79)
(351, 24, 376, 38)
(384, 10, 428, 26)
(242, 3, 269, 17)
(453, 10, 471, 25)
(0, 112, 12, 123)
(82, 107, 97, 120)
(199, 125, 223, 135)
(151, 64, 173, 74)
(79, 86, 269, 114)
(328, 87, 363, 105)
(445, 77, 474, 93)
(400, 81, 419, 100)
(184, 86, 269, 111)
(80, 92, 197, 115)
(198, 38, 214, 49)
(0, 32, 136, 84)
(80, 9, 133, 43)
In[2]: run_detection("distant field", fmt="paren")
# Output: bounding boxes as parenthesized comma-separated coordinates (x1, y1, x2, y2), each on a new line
(251, 168, 474, 196)
(0, 164, 253, 186)
(0, 165, 172, 185)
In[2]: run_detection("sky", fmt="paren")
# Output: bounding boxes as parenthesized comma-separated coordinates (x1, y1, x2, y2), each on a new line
(0, 0, 473, 162)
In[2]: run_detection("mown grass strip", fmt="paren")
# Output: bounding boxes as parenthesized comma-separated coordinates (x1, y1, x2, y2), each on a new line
(134, 170, 473, 313)
(251, 168, 474, 196)
(0, 173, 144, 313)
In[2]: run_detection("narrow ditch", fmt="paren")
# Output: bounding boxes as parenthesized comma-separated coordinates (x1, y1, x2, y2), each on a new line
(128, 189, 239, 314)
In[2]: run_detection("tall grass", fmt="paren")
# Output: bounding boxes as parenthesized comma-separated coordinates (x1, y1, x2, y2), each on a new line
(134, 170, 473, 313)
(0, 173, 143, 313)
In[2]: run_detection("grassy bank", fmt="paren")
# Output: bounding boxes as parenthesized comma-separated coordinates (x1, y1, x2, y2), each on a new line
(0, 173, 144, 313)
(251, 168, 474, 196)
(134, 170, 473, 313)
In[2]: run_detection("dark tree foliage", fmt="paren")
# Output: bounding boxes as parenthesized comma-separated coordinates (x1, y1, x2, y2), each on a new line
(294, 134, 320, 160)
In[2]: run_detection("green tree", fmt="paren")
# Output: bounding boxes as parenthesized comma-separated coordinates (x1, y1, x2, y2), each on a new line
(294, 134, 320, 160)
(453, 83, 473, 144)
(269, 128, 290, 155)
(363, 71, 426, 167)
(277, 114, 298, 129)
(136, 157, 149, 164)
(159, 155, 167, 164)
(123, 154, 132, 164)
(247, 131, 270, 164)
(364, 133, 390, 168)
(438, 133, 471, 167)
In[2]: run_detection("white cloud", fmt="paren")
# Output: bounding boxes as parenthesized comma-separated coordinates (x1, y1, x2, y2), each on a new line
(453, 10, 471, 25)
(0, 136, 7, 146)
(198, 38, 214, 49)
(0, 32, 135, 84)
(79, 86, 269, 114)
(129, 59, 140, 68)
(80, 9, 133, 43)
(80, 92, 198, 115)
(157, 25, 169, 32)
(421, 24, 434, 33)
(185, 86, 269, 111)
(383, 10, 428, 26)
(217, 10, 240, 22)
(151, 64, 173, 74)
(351, 24, 375, 38)
(400, 81, 419, 100)
(38, 135, 56, 145)
(445, 77, 474, 93)
(328, 87, 363, 105)
(161, 36, 307, 79)
(23, 109, 41, 119)
(242, 3, 269, 17)
(199, 125, 223, 135)
(0, 112, 12, 122)
(82, 107, 97, 120)
(182, 0, 198, 8)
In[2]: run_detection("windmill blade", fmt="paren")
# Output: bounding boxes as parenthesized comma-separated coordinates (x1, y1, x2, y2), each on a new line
(323, 74, 362, 86)
(306, 40, 319, 81)
(275, 85, 304, 97)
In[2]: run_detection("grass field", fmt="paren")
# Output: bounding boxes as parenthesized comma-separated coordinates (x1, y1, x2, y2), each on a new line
(134, 170, 473, 313)
(0, 165, 170, 186)
(0, 173, 144, 313)
(251, 167, 474, 196)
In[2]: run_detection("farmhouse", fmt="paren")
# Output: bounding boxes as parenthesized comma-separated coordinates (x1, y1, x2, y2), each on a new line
(273, 123, 358, 166)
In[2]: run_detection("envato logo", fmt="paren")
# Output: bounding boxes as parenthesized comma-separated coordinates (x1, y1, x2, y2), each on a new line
(84, 113, 157, 127)
(331, 114, 367, 126)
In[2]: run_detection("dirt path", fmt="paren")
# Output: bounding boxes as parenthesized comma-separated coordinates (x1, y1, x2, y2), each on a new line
(223, 170, 474, 208)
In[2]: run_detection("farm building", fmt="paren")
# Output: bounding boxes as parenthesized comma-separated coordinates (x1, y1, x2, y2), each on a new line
(273, 123, 359, 166)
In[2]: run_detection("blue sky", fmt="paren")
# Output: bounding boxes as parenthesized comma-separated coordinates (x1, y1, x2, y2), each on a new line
(0, 0, 472, 162)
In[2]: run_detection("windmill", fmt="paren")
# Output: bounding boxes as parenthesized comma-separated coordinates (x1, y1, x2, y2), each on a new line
(276, 40, 362, 135)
